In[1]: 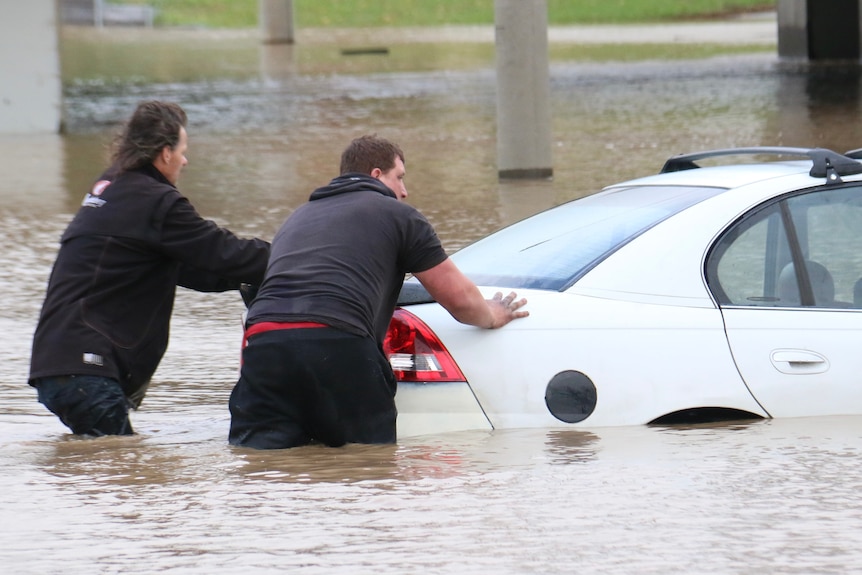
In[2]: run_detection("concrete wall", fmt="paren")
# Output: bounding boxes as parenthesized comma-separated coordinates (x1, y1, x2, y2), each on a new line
(0, 1, 62, 134)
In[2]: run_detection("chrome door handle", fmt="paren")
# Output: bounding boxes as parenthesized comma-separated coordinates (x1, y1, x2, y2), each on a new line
(770, 349, 829, 374)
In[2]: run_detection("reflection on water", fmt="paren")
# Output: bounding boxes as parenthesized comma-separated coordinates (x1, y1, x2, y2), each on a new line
(4, 24, 862, 574)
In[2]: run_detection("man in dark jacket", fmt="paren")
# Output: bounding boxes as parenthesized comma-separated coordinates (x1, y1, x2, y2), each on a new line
(228, 135, 528, 449)
(29, 100, 270, 436)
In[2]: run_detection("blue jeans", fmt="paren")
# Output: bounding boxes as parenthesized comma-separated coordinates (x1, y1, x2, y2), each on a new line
(34, 375, 134, 436)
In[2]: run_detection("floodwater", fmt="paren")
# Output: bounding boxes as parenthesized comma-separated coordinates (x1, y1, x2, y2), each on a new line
(4, 24, 862, 574)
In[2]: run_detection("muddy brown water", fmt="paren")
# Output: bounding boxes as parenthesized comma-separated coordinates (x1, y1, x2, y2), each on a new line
(3, 26, 862, 574)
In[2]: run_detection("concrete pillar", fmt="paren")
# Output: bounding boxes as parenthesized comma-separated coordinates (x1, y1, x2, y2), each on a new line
(0, 0, 62, 134)
(777, 0, 808, 59)
(494, 0, 553, 179)
(778, 0, 862, 60)
(260, 0, 294, 44)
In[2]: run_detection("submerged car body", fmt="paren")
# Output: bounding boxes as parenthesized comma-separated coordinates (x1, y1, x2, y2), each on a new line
(388, 147, 862, 438)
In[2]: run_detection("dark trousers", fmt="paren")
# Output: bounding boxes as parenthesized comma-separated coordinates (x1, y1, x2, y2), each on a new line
(33, 375, 134, 436)
(228, 327, 397, 449)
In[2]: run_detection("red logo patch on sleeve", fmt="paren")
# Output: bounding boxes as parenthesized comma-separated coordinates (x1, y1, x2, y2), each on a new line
(91, 180, 111, 196)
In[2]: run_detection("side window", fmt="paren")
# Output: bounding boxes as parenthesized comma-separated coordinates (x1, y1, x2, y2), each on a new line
(707, 202, 791, 306)
(789, 187, 862, 307)
(707, 185, 862, 309)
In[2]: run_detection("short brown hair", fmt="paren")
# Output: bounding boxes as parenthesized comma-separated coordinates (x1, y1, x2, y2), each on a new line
(339, 135, 405, 176)
(112, 101, 188, 172)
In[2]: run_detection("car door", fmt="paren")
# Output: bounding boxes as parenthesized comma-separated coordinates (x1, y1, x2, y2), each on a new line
(706, 184, 862, 417)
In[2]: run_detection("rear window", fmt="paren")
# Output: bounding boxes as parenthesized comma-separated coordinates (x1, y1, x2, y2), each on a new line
(451, 185, 725, 290)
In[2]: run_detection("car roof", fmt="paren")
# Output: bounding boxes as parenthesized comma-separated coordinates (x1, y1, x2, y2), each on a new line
(605, 161, 813, 191)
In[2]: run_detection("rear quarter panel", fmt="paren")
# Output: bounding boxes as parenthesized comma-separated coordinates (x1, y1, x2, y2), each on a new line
(406, 289, 767, 428)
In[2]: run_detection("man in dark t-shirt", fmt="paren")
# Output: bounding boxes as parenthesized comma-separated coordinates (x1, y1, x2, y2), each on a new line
(228, 135, 528, 449)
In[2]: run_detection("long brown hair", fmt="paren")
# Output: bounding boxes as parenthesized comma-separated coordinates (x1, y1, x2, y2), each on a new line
(111, 101, 188, 172)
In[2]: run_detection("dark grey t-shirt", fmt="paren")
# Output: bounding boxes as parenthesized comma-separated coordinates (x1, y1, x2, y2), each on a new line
(248, 179, 447, 344)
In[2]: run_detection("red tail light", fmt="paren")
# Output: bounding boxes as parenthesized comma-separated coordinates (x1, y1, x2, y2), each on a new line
(383, 308, 466, 382)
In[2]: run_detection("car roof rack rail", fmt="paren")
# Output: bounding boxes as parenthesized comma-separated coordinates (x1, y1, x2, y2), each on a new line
(661, 146, 862, 183)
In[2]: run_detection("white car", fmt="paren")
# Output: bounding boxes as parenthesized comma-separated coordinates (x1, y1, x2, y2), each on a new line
(386, 147, 862, 438)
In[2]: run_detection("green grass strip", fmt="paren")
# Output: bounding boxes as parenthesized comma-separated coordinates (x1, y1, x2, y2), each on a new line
(111, 0, 775, 29)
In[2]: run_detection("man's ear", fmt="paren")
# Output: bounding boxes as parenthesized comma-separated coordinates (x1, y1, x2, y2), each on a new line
(370, 167, 382, 178)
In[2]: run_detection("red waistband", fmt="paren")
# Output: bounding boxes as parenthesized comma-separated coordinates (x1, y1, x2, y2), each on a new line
(245, 321, 328, 340)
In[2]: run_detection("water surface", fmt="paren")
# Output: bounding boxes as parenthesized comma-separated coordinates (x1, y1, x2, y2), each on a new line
(3, 25, 862, 574)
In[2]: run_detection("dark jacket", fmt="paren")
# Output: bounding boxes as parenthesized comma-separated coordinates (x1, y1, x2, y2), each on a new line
(29, 164, 270, 406)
